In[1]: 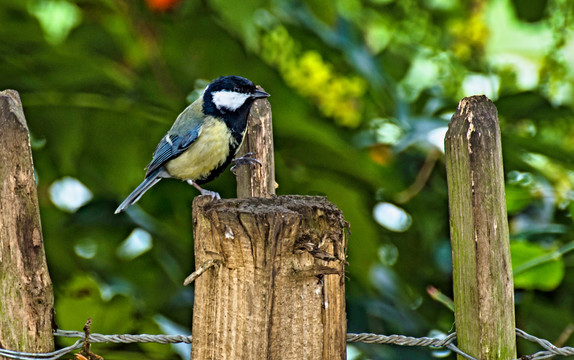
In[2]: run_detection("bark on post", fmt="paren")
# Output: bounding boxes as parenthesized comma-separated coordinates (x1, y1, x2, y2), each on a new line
(0, 90, 55, 358)
(235, 86, 275, 198)
(189, 96, 348, 360)
(444, 95, 516, 359)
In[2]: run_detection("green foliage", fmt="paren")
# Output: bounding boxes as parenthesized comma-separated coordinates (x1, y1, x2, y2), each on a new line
(1, 0, 574, 359)
(260, 25, 367, 126)
(56, 275, 136, 334)
(511, 241, 565, 291)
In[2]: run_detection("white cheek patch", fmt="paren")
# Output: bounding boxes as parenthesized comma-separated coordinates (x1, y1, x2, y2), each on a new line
(212, 90, 251, 112)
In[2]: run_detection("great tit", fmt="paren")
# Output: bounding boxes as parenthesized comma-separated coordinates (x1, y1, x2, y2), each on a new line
(114, 75, 270, 214)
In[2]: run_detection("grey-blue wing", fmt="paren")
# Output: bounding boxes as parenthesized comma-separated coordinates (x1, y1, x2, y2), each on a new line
(145, 126, 201, 177)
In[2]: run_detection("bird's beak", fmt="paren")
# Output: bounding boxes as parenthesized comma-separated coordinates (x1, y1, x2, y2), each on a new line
(252, 89, 270, 99)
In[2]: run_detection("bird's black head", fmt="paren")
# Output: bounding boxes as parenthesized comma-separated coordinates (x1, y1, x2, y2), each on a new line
(202, 75, 269, 117)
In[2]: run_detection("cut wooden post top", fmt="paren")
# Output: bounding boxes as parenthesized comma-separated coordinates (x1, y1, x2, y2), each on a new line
(1, 90, 29, 129)
(446, 95, 498, 141)
(193, 194, 344, 212)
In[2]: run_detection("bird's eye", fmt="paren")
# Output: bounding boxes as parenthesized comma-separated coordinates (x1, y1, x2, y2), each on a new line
(234, 86, 241, 92)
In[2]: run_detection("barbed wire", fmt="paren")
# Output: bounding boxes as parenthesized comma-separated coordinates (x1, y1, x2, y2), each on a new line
(0, 328, 572, 360)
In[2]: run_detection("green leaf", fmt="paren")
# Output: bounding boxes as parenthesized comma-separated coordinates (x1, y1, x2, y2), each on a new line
(511, 241, 564, 291)
(510, 0, 548, 23)
(55, 275, 135, 334)
(505, 184, 533, 214)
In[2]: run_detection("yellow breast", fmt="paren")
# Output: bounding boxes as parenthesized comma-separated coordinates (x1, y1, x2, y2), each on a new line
(165, 118, 233, 180)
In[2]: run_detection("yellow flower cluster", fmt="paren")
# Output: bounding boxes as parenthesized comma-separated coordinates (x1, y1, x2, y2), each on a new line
(449, 11, 488, 61)
(261, 26, 366, 127)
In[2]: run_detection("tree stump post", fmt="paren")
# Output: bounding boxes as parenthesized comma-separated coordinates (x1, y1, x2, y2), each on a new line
(444, 95, 516, 359)
(188, 93, 348, 360)
(0, 90, 55, 358)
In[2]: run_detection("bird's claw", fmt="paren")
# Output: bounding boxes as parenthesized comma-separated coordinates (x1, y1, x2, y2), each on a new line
(231, 152, 262, 175)
(187, 180, 220, 200)
(200, 189, 221, 200)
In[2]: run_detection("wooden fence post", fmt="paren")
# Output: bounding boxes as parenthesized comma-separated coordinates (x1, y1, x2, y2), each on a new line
(444, 95, 516, 359)
(0, 90, 55, 358)
(235, 86, 276, 199)
(188, 94, 348, 360)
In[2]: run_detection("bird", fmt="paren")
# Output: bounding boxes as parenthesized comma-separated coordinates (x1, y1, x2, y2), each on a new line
(114, 75, 270, 214)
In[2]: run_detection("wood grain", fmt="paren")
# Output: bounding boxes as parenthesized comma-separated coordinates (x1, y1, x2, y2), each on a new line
(0, 90, 54, 358)
(236, 87, 275, 198)
(190, 196, 347, 360)
(445, 95, 516, 360)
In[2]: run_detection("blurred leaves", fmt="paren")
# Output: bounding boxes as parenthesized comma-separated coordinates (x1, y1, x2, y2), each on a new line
(511, 241, 565, 291)
(56, 275, 135, 334)
(28, 0, 82, 45)
(260, 25, 367, 126)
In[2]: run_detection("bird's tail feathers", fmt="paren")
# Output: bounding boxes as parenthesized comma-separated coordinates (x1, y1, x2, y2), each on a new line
(115, 173, 163, 214)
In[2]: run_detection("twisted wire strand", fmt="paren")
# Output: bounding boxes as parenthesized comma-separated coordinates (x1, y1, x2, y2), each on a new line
(0, 328, 573, 360)
(346, 332, 477, 360)
(516, 329, 574, 358)
(0, 339, 83, 360)
(55, 330, 193, 344)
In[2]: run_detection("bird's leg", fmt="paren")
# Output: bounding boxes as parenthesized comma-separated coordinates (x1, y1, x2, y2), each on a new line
(230, 152, 262, 175)
(186, 180, 221, 200)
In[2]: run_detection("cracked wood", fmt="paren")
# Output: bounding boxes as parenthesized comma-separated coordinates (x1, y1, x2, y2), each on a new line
(190, 196, 347, 360)
(0, 90, 54, 358)
(445, 95, 516, 360)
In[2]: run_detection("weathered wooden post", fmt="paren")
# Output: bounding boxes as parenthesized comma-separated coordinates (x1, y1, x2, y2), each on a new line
(188, 90, 348, 359)
(0, 90, 55, 358)
(234, 87, 276, 199)
(444, 95, 516, 359)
